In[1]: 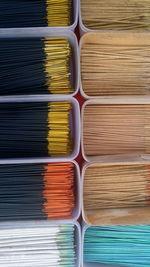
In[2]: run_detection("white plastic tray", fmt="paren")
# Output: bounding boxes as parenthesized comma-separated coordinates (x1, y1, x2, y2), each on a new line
(81, 97, 150, 162)
(0, 0, 78, 32)
(79, 32, 150, 99)
(0, 96, 80, 161)
(0, 30, 79, 97)
(79, 0, 90, 35)
(79, 0, 147, 35)
(0, 159, 81, 222)
(79, 34, 88, 99)
(0, 221, 81, 267)
(81, 157, 150, 226)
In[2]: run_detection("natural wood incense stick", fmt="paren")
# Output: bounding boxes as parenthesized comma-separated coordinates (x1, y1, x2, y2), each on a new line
(0, 162, 75, 221)
(0, 101, 72, 158)
(84, 225, 150, 267)
(81, 0, 150, 31)
(83, 104, 150, 157)
(84, 163, 150, 212)
(0, 224, 76, 267)
(0, 37, 72, 95)
(0, 0, 72, 27)
(81, 35, 150, 96)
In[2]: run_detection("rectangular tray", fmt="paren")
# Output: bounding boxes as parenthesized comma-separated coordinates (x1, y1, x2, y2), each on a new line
(81, 97, 150, 162)
(0, 29, 79, 97)
(0, 221, 81, 267)
(0, 159, 81, 223)
(80, 32, 150, 98)
(82, 157, 150, 226)
(0, 96, 80, 161)
(0, 0, 78, 32)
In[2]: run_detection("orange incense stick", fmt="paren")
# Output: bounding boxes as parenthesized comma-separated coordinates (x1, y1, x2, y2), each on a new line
(0, 162, 75, 221)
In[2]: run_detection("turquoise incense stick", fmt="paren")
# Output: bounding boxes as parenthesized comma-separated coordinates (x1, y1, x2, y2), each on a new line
(84, 225, 150, 267)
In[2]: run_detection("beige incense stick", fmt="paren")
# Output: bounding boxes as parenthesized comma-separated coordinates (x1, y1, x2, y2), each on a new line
(81, 0, 150, 31)
(84, 164, 150, 210)
(81, 41, 150, 96)
(83, 163, 150, 225)
(83, 104, 150, 156)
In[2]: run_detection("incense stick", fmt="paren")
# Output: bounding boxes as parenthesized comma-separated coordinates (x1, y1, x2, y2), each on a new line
(0, 162, 75, 221)
(81, 0, 150, 31)
(84, 225, 150, 267)
(81, 41, 150, 96)
(0, 37, 72, 95)
(0, 101, 72, 158)
(84, 163, 150, 213)
(0, 0, 72, 27)
(0, 224, 76, 267)
(83, 104, 150, 157)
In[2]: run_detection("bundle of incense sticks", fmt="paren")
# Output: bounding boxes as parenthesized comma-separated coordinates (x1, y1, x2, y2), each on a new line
(84, 225, 150, 267)
(0, 224, 76, 267)
(0, 37, 72, 95)
(83, 104, 150, 157)
(84, 163, 150, 213)
(81, 0, 150, 31)
(81, 36, 150, 96)
(0, 0, 72, 28)
(0, 162, 75, 221)
(0, 101, 72, 158)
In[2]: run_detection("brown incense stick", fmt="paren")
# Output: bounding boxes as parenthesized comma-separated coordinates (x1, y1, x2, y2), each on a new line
(81, 0, 150, 31)
(83, 104, 150, 157)
(83, 163, 150, 225)
(84, 164, 150, 210)
(81, 40, 150, 96)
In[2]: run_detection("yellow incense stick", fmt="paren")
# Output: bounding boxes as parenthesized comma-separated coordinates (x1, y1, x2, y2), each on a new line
(46, 0, 71, 27)
(47, 101, 72, 156)
(44, 38, 72, 94)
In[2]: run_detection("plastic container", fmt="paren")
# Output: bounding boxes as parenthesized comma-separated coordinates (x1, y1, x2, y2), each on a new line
(80, 32, 150, 99)
(81, 97, 150, 162)
(0, 159, 81, 222)
(79, 33, 88, 99)
(0, 221, 81, 267)
(79, 0, 150, 34)
(0, 0, 78, 32)
(71, 0, 79, 31)
(0, 96, 80, 161)
(0, 30, 79, 97)
(82, 156, 150, 226)
(79, 0, 103, 35)
(79, 0, 90, 35)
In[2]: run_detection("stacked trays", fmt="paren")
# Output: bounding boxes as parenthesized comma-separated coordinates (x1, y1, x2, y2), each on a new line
(80, 2, 150, 267)
(2, 1, 150, 267)
(0, 2, 80, 266)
